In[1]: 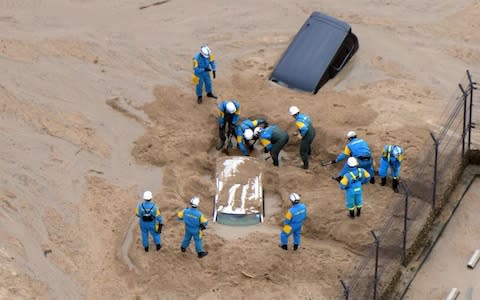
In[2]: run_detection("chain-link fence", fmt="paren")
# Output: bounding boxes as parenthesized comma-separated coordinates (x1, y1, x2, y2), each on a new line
(340, 70, 478, 300)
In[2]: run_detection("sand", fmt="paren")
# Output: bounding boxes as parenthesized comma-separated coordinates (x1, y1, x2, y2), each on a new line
(0, 0, 479, 299)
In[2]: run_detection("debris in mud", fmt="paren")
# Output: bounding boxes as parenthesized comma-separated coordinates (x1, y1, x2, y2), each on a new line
(139, 0, 171, 10)
(43, 249, 52, 257)
(240, 271, 255, 278)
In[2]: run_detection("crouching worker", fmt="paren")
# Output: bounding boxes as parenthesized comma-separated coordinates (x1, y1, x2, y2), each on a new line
(332, 131, 375, 184)
(339, 157, 371, 219)
(280, 193, 307, 251)
(235, 118, 267, 155)
(135, 191, 163, 252)
(177, 196, 209, 258)
(216, 99, 241, 150)
(258, 125, 289, 167)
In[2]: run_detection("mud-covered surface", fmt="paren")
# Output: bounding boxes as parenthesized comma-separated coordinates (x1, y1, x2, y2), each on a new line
(1, 0, 479, 299)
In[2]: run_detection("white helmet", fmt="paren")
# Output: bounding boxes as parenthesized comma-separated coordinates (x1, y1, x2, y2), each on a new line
(392, 146, 402, 157)
(226, 101, 236, 114)
(244, 129, 254, 140)
(253, 127, 263, 137)
(200, 45, 210, 58)
(289, 193, 301, 203)
(190, 196, 200, 207)
(347, 131, 357, 139)
(347, 157, 358, 167)
(143, 190, 153, 201)
(289, 106, 300, 116)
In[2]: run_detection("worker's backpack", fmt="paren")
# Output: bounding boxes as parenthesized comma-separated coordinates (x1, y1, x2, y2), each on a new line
(141, 204, 155, 222)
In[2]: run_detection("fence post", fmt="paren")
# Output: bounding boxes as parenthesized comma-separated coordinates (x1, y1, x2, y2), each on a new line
(402, 190, 409, 266)
(430, 132, 439, 209)
(466, 70, 476, 150)
(340, 279, 349, 300)
(371, 230, 379, 300)
(459, 83, 467, 158)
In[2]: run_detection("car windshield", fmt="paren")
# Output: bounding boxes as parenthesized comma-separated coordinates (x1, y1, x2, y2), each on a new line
(216, 212, 262, 226)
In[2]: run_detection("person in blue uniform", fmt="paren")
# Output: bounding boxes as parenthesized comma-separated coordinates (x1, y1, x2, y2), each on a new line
(339, 157, 371, 219)
(235, 118, 267, 155)
(135, 191, 163, 252)
(177, 196, 209, 258)
(289, 106, 316, 169)
(378, 144, 404, 193)
(216, 99, 241, 150)
(192, 45, 218, 104)
(258, 125, 289, 167)
(332, 131, 375, 184)
(279, 193, 307, 251)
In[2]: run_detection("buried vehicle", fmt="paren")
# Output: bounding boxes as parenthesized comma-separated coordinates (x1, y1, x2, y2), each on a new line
(269, 11, 359, 94)
(213, 156, 265, 226)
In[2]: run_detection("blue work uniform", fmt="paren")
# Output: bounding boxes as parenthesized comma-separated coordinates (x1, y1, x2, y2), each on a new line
(379, 144, 404, 179)
(280, 202, 307, 247)
(177, 207, 208, 254)
(218, 99, 241, 142)
(192, 51, 217, 97)
(335, 137, 375, 177)
(294, 113, 316, 169)
(235, 118, 267, 155)
(339, 167, 371, 213)
(136, 201, 163, 249)
(259, 125, 289, 166)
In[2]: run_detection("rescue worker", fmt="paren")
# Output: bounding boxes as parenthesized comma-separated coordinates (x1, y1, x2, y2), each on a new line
(332, 131, 375, 184)
(257, 125, 289, 167)
(280, 193, 307, 251)
(379, 144, 404, 193)
(216, 99, 241, 150)
(339, 157, 371, 219)
(234, 118, 267, 156)
(177, 196, 209, 258)
(135, 191, 163, 252)
(289, 106, 316, 169)
(192, 45, 218, 104)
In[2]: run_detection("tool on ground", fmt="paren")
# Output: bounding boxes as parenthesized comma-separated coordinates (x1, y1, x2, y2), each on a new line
(321, 160, 335, 166)
(224, 122, 235, 155)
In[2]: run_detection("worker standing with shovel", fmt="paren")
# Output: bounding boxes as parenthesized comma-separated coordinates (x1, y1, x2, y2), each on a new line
(289, 106, 316, 169)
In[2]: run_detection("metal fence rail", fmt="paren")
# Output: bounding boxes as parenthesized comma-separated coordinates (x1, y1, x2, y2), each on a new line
(340, 70, 477, 300)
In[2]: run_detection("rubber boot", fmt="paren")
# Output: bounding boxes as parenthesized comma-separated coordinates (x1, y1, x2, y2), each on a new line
(392, 178, 399, 193)
(280, 245, 288, 251)
(356, 207, 361, 217)
(156, 244, 162, 251)
(349, 210, 355, 219)
(198, 251, 208, 258)
(370, 176, 375, 184)
(303, 160, 309, 170)
(197, 96, 202, 104)
(206, 92, 218, 99)
(180, 247, 186, 253)
(144, 246, 149, 252)
(381, 177, 387, 186)
(293, 244, 299, 251)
